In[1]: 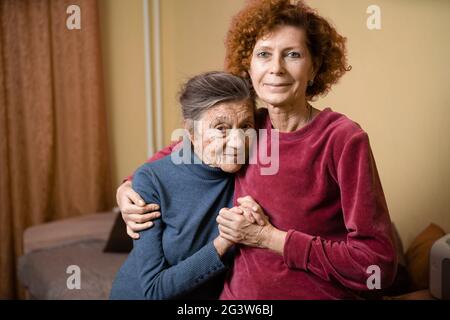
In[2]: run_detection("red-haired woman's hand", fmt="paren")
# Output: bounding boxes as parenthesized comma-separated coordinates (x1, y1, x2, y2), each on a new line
(216, 207, 271, 249)
(216, 196, 287, 254)
(116, 180, 161, 239)
(237, 195, 268, 226)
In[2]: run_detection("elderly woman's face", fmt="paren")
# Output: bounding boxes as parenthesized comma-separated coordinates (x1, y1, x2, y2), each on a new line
(189, 101, 255, 173)
(249, 25, 315, 107)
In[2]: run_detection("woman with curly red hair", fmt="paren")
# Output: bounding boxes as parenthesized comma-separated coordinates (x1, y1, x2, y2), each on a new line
(224, 0, 350, 101)
(117, 0, 397, 299)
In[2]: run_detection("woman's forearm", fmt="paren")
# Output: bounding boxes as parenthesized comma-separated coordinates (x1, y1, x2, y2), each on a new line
(213, 236, 234, 257)
(261, 226, 287, 255)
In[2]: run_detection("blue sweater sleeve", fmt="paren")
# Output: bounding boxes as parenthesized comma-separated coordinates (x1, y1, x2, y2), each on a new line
(132, 165, 227, 300)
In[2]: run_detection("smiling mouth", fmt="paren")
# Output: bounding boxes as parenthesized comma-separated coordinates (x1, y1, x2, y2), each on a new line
(264, 83, 292, 87)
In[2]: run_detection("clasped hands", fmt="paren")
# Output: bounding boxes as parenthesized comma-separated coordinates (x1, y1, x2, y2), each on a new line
(216, 195, 277, 249)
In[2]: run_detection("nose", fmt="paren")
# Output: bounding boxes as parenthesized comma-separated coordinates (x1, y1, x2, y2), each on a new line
(226, 129, 245, 153)
(269, 54, 285, 75)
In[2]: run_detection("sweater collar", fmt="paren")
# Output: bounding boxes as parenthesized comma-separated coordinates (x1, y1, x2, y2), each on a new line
(176, 138, 233, 180)
(264, 107, 334, 141)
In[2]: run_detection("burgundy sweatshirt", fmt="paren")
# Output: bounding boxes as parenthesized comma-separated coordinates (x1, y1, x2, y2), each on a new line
(138, 108, 397, 299)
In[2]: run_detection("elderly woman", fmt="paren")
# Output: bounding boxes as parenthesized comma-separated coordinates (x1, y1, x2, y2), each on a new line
(110, 72, 256, 299)
(117, 0, 397, 299)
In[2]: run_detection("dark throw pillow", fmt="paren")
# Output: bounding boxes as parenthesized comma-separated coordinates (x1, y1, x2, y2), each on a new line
(103, 212, 133, 253)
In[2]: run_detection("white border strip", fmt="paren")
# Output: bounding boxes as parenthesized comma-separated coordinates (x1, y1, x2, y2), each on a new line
(143, 0, 154, 157)
(153, 0, 163, 150)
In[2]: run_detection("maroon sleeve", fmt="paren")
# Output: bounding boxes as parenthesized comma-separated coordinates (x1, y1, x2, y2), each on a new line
(124, 141, 181, 182)
(283, 131, 397, 291)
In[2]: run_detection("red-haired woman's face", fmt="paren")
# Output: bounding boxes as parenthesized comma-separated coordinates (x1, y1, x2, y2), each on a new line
(248, 25, 315, 107)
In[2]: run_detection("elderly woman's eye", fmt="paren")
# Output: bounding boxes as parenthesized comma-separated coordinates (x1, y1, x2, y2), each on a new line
(216, 126, 228, 133)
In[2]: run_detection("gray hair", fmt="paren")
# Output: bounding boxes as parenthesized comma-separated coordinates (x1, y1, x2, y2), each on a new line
(179, 71, 254, 122)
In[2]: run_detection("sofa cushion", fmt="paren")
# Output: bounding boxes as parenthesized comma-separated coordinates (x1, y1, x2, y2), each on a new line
(23, 211, 117, 255)
(405, 223, 446, 290)
(18, 240, 127, 299)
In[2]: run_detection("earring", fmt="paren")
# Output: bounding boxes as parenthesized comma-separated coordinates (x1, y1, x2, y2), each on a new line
(307, 79, 314, 87)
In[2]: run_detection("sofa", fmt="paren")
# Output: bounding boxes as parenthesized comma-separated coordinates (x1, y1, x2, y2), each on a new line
(18, 209, 128, 299)
(18, 208, 445, 300)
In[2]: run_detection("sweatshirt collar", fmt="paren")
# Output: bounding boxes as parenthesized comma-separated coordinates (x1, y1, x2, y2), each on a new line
(265, 107, 334, 141)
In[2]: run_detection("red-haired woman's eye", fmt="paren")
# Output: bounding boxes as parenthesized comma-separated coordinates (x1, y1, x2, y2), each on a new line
(286, 51, 302, 58)
(256, 51, 270, 58)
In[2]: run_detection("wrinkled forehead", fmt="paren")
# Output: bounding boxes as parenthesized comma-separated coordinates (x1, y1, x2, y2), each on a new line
(202, 101, 255, 123)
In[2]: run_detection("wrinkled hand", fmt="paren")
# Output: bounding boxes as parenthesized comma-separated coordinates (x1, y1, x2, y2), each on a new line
(116, 180, 161, 239)
(216, 196, 274, 248)
(237, 196, 267, 226)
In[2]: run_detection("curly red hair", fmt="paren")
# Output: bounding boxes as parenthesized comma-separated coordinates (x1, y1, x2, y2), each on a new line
(224, 0, 351, 100)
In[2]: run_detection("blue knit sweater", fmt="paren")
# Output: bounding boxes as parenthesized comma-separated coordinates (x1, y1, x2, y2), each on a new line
(110, 150, 235, 300)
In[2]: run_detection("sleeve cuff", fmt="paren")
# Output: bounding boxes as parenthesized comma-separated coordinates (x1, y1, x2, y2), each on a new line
(192, 241, 227, 285)
(283, 229, 314, 270)
(204, 241, 227, 269)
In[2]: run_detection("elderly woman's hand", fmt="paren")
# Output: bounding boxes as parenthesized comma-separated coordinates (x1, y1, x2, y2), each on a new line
(216, 196, 287, 253)
(229, 196, 267, 226)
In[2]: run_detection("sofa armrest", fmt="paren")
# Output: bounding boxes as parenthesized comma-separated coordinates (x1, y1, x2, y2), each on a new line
(23, 209, 118, 254)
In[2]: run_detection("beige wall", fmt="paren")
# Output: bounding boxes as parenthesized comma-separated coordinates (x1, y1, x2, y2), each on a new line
(159, 0, 247, 144)
(99, 0, 450, 247)
(303, 0, 450, 247)
(99, 0, 148, 187)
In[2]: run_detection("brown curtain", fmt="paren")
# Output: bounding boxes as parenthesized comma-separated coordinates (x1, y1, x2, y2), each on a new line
(0, 0, 112, 298)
